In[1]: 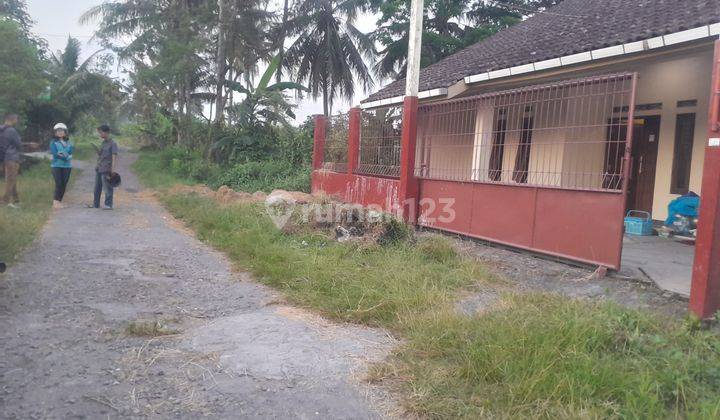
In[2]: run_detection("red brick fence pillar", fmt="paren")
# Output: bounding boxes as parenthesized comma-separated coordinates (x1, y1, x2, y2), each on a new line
(398, 96, 420, 224)
(347, 108, 361, 175)
(312, 115, 327, 171)
(689, 40, 720, 319)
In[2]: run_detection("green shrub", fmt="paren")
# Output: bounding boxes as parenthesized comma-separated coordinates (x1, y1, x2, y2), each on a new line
(211, 160, 311, 193)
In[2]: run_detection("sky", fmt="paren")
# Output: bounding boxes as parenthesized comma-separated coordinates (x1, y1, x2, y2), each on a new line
(26, 0, 381, 124)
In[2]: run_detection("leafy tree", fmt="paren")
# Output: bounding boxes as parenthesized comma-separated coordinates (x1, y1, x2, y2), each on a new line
(0, 0, 46, 51)
(82, 0, 215, 144)
(0, 0, 31, 32)
(371, 0, 564, 80)
(285, 0, 375, 115)
(0, 20, 46, 117)
(23, 37, 124, 141)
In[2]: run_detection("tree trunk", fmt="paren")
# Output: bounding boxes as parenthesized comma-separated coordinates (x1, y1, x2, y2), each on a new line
(214, 0, 228, 124)
(177, 82, 186, 145)
(276, 0, 290, 83)
(184, 72, 192, 145)
(322, 81, 329, 116)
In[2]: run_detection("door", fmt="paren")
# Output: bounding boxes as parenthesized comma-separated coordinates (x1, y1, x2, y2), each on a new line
(627, 116, 661, 214)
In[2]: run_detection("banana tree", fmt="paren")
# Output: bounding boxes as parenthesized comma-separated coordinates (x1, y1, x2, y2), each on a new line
(211, 54, 308, 162)
(225, 54, 308, 129)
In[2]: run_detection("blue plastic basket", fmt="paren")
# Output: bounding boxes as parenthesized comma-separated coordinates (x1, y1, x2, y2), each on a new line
(624, 210, 654, 236)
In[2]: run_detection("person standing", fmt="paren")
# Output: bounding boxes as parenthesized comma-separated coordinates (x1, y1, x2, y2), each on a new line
(93, 124, 118, 210)
(49, 123, 73, 209)
(0, 114, 22, 208)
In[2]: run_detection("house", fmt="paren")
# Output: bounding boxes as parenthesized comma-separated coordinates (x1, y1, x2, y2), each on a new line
(310, 0, 720, 317)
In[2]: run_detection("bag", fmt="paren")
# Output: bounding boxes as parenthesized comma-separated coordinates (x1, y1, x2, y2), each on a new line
(107, 172, 121, 188)
(0, 125, 7, 162)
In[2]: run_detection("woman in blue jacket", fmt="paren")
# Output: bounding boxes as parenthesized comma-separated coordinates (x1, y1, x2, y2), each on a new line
(49, 123, 74, 209)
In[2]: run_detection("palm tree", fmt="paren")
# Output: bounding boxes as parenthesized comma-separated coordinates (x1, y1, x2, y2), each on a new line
(214, 0, 274, 123)
(49, 37, 109, 107)
(285, 0, 375, 116)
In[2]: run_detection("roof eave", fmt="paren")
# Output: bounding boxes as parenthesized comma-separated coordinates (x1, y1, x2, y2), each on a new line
(361, 22, 720, 108)
(464, 23, 719, 85)
(360, 88, 448, 110)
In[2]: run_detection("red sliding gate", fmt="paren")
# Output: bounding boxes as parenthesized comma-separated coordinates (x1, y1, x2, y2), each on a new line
(415, 73, 638, 269)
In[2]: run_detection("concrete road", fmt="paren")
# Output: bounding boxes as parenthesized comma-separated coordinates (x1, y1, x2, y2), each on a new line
(0, 153, 392, 419)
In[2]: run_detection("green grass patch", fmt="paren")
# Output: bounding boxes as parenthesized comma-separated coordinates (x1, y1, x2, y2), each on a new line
(0, 162, 67, 264)
(133, 151, 197, 190)
(379, 294, 720, 418)
(136, 160, 720, 419)
(134, 149, 310, 193)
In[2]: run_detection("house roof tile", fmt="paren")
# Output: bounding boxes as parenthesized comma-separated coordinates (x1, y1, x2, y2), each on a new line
(364, 0, 720, 103)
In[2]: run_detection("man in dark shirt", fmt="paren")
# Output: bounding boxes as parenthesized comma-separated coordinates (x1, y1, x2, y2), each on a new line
(1, 114, 22, 208)
(93, 124, 118, 209)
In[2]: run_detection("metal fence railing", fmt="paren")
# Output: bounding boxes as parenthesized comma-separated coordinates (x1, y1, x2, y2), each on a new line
(357, 106, 403, 178)
(415, 73, 636, 191)
(322, 113, 349, 173)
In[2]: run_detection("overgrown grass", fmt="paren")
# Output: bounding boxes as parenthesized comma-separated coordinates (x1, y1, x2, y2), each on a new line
(0, 162, 58, 264)
(210, 160, 311, 193)
(162, 193, 484, 327)
(133, 150, 197, 189)
(379, 294, 720, 418)
(136, 159, 720, 418)
(135, 149, 311, 193)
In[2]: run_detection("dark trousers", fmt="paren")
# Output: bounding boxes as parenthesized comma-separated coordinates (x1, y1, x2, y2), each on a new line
(93, 171, 114, 208)
(52, 167, 72, 201)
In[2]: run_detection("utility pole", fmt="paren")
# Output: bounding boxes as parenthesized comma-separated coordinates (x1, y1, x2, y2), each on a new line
(405, 0, 424, 97)
(398, 0, 424, 222)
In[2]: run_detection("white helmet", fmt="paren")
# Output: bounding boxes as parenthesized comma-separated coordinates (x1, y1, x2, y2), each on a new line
(53, 123, 68, 131)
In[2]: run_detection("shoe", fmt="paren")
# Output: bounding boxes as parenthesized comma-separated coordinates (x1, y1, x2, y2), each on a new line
(7, 203, 19, 209)
(102, 205, 113, 210)
(86, 204, 98, 208)
(53, 200, 65, 209)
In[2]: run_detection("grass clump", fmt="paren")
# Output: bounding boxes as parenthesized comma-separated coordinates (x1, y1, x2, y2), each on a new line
(0, 162, 58, 264)
(125, 319, 179, 337)
(417, 235, 457, 263)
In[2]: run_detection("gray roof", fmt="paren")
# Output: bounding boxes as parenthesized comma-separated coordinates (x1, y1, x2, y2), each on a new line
(365, 0, 720, 102)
